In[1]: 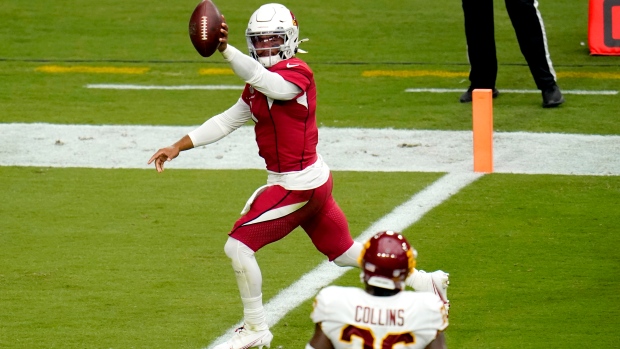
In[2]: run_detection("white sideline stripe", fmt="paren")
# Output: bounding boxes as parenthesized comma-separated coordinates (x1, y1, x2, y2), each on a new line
(205, 172, 483, 349)
(404, 88, 618, 95)
(2, 123, 620, 176)
(85, 85, 619, 95)
(85, 84, 244, 90)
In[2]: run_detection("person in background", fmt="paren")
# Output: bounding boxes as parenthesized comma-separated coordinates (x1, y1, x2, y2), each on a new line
(308, 231, 449, 349)
(459, 0, 565, 108)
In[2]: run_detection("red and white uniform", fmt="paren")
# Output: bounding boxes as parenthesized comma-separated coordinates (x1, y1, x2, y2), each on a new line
(241, 57, 318, 174)
(188, 45, 353, 259)
(311, 286, 449, 349)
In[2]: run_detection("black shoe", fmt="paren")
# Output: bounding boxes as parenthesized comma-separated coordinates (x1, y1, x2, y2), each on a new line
(459, 87, 499, 103)
(542, 85, 565, 108)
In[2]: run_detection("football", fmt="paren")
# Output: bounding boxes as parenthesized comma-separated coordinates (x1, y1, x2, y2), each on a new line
(188, 0, 223, 57)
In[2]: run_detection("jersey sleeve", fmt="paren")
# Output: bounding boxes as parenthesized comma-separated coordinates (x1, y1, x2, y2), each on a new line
(222, 44, 301, 100)
(274, 59, 313, 92)
(420, 293, 449, 332)
(310, 286, 338, 324)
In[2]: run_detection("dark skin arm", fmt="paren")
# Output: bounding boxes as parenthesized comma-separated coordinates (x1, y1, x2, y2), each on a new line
(308, 323, 335, 349)
(425, 331, 447, 349)
(218, 15, 229, 52)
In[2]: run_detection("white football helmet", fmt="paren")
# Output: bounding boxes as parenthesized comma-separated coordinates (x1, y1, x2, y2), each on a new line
(245, 3, 306, 68)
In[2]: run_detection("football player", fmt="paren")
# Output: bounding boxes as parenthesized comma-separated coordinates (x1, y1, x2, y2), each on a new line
(148, 4, 449, 349)
(308, 231, 449, 349)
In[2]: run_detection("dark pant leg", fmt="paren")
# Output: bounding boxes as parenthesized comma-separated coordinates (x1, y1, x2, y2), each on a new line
(463, 0, 497, 88)
(505, 0, 557, 90)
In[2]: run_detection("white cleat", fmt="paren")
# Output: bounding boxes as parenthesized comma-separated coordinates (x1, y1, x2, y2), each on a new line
(213, 325, 273, 349)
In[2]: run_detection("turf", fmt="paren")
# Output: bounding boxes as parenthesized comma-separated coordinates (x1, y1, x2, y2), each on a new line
(273, 175, 620, 349)
(0, 168, 442, 348)
(0, 0, 619, 348)
(1, 0, 619, 132)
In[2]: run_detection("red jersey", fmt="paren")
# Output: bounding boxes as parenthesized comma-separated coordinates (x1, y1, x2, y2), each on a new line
(241, 58, 318, 173)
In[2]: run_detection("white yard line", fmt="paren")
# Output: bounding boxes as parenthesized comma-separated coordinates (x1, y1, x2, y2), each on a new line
(404, 88, 619, 95)
(205, 171, 483, 349)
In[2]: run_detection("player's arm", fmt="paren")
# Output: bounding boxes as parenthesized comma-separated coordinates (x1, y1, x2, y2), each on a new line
(217, 17, 300, 100)
(188, 98, 251, 147)
(147, 135, 194, 173)
(147, 98, 251, 172)
(220, 45, 301, 100)
(425, 331, 447, 349)
(308, 323, 335, 349)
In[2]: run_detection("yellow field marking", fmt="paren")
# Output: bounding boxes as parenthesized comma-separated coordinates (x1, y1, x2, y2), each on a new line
(36, 65, 149, 74)
(557, 71, 620, 79)
(199, 68, 234, 75)
(362, 70, 468, 78)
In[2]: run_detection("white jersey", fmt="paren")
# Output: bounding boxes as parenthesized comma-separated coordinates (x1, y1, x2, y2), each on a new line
(311, 286, 448, 349)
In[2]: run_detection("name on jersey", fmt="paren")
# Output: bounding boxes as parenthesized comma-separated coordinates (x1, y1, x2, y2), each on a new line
(355, 306, 405, 326)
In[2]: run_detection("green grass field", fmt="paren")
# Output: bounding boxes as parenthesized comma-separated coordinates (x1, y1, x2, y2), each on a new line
(1, 0, 619, 348)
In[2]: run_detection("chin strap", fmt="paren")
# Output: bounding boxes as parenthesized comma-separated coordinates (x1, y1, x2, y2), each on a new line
(297, 38, 309, 53)
(258, 55, 283, 68)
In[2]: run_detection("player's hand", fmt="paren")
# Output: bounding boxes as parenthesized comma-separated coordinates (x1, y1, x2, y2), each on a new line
(147, 146, 180, 173)
(218, 16, 228, 52)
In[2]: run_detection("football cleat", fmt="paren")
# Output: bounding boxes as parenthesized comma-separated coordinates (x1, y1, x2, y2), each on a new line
(213, 325, 273, 349)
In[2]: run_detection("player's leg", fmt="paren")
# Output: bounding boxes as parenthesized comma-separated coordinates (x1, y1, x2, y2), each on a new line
(302, 199, 359, 266)
(224, 237, 268, 331)
(216, 185, 314, 349)
(333, 241, 363, 267)
(301, 177, 451, 307)
(215, 236, 274, 349)
(300, 175, 358, 265)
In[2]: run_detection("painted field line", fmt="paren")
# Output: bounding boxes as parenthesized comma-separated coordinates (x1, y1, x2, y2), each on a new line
(557, 71, 620, 79)
(363, 70, 620, 80)
(205, 171, 483, 349)
(199, 68, 234, 75)
(404, 88, 618, 95)
(85, 84, 244, 90)
(36, 66, 149, 74)
(363, 70, 468, 78)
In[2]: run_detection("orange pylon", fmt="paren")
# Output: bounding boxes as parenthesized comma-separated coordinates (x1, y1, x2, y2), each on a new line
(472, 89, 494, 173)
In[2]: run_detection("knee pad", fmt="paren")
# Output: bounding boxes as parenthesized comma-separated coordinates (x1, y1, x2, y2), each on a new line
(224, 237, 255, 262)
